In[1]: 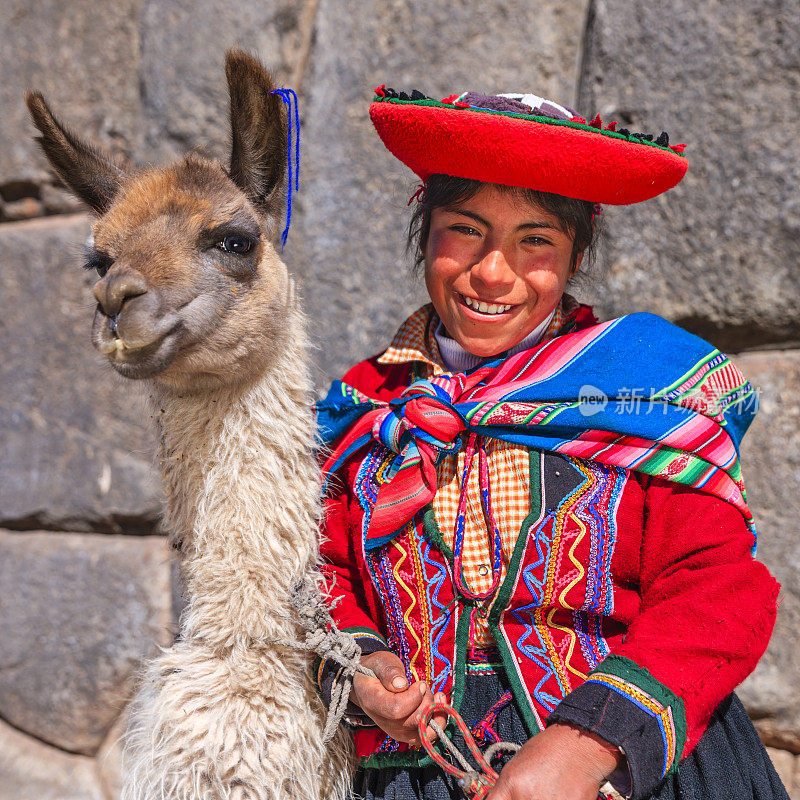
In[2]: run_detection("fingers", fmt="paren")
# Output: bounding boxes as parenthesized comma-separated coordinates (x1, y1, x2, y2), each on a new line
(367, 679, 431, 724)
(423, 691, 449, 742)
(363, 651, 410, 692)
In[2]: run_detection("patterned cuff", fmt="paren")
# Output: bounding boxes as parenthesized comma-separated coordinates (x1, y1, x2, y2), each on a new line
(547, 655, 686, 800)
(315, 627, 393, 728)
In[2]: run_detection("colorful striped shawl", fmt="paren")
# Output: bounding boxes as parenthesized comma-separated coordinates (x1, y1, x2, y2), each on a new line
(317, 313, 758, 550)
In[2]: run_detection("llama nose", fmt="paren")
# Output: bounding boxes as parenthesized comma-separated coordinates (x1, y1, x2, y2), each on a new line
(93, 270, 148, 317)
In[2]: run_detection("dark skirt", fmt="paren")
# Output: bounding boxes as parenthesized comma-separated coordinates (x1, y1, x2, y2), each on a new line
(354, 668, 789, 800)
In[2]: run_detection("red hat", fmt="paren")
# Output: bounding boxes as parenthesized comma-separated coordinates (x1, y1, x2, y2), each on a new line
(369, 88, 688, 205)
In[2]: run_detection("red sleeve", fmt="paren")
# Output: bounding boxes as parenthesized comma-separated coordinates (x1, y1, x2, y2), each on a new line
(616, 478, 779, 750)
(550, 478, 780, 799)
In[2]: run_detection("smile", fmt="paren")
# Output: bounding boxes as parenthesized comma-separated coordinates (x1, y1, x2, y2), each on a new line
(460, 294, 515, 315)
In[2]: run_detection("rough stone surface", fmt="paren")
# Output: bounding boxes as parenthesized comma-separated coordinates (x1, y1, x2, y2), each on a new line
(95, 707, 128, 800)
(138, 0, 318, 165)
(794, 758, 800, 800)
(0, 530, 173, 755)
(288, 0, 591, 385)
(766, 747, 796, 797)
(0, 0, 145, 186)
(0, 718, 104, 800)
(577, 0, 800, 351)
(733, 351, 800, 744)
(0, 215, 162, 531)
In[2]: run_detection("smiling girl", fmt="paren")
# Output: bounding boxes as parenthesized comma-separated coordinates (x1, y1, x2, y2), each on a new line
(315, 89, 787, 800)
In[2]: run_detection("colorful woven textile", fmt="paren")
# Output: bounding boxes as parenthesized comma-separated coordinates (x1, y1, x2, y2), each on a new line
(318, 313, 757, 550)
(374, 300, 580, 643)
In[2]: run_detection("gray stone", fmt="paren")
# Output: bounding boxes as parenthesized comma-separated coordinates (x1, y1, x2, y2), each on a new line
(40, 182, 85, 217)
(0, 197, 43, 222)
(96, 706, 128, 800)
(732, 350, 800, 743)
(0, 718, 104, 800)
(288, 0, 591, 385)
(766, 747, 796, 796)
(0, 530, 173, 755)
(794, 758, 800, 800)
(0, 215, 162, 531)
(0, 0, 145, 187)
(138, 0, 317, 165)
(576, 0, 800, 351)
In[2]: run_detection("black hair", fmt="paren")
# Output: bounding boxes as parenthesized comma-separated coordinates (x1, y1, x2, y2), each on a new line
(406, 174, 599, 276)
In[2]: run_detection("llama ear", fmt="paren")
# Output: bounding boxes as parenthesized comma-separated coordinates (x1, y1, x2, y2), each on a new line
(25, 91, 127, 214)
(225, 49, 287, 214)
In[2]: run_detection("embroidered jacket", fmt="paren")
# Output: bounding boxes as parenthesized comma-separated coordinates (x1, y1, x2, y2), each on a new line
(319, 303, 779, 799)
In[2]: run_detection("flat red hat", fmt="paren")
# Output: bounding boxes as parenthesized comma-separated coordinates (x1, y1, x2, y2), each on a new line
(369, 89, 688, 205)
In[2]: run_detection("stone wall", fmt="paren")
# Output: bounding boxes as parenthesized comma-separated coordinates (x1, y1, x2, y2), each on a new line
(1, 1, 797, 797)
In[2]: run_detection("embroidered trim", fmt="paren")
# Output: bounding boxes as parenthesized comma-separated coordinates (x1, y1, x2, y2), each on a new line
(584, 654, 687, 778)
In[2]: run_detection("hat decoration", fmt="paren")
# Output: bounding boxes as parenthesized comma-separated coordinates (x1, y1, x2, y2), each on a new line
(370, 86, 688, 205)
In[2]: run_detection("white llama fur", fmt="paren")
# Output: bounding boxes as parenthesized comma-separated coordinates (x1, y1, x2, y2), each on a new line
(121, 293, 353, 800)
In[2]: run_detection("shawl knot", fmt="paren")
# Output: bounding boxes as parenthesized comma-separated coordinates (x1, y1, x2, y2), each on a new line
(376, 379, 466, 463)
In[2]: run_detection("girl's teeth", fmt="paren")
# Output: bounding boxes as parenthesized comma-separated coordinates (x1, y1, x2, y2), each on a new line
(463, 296, 512, 315)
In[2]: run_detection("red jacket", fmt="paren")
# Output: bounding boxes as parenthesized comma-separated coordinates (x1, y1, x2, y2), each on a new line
(320, 353, 779, 798)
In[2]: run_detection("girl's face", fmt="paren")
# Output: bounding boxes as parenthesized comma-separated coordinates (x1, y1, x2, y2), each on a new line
(423, 185, 581, 359)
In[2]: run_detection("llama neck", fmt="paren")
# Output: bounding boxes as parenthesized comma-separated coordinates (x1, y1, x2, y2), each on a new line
(151, 307, 321, 646)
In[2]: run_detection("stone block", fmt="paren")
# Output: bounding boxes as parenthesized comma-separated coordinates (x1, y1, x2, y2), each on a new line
(0, 215, 162, 531)
(0, 0, 145, 187)
(0, 530, 173, 755)
(138, 0, 315, 165)
(732, 350, 800, 745)
(576, 0, 800, 351)
(766, 747, 796, 796)
(287, 0, 590, 385)
(0, 718, 104, 800)
(96, 706, 128, 800)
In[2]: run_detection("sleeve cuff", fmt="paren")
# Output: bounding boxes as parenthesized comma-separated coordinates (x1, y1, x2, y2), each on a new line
(547, 654, 687, 800)
(314, 627, 393, 728)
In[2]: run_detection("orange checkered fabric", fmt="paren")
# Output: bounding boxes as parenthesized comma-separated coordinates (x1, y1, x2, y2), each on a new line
(377, 296, 578, 643)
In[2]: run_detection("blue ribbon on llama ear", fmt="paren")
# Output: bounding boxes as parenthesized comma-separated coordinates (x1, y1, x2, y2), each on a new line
(270, 88, 301, 250)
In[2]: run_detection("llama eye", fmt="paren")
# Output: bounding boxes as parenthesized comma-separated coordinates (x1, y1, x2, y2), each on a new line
(217, 235, 254, 255)
(83, 252, 113, 277)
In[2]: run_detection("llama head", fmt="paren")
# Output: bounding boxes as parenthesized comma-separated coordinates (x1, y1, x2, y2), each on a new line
(26, 50, 295, 393)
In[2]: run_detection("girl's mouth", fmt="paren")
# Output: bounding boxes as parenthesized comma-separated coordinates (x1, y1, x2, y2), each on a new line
(460, 294, 515, 316)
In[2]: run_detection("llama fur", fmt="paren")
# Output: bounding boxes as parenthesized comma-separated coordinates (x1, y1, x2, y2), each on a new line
(122, 294, 352, 800)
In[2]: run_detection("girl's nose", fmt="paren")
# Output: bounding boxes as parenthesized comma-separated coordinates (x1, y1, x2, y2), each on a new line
(471, 247, 515, 289)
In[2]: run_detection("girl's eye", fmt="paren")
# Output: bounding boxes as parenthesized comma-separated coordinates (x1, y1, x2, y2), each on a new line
(451, 225, 481, 237)
(217, 235, 255, 254)
(523, 236, 551, 246)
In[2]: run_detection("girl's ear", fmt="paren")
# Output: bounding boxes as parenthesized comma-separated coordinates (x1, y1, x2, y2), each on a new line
(225, 48, 287, 217)
(25, 91, 127, 214)
(570, 250, 584, 278)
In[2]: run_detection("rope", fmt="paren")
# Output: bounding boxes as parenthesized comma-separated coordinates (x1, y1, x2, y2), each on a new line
(273, 582, 623, 800)
(419, 703, 519, 800)
(270, 579, 377, 742)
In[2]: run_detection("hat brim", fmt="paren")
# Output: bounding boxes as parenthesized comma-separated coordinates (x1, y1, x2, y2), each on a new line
(370, 98, 688, 205)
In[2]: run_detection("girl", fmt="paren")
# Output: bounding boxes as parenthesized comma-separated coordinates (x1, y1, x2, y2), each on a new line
(315, 88, 787, 800)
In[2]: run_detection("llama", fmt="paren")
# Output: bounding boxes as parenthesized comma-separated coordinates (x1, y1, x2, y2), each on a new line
(26, 50, 353, 800)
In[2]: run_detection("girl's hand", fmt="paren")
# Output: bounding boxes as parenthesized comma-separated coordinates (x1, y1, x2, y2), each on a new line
(352, 651, 446, 746)
(487, 723, 622, 800)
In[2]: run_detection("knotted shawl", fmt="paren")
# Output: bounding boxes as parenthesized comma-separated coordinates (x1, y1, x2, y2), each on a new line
(317, 313, 757, 551)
